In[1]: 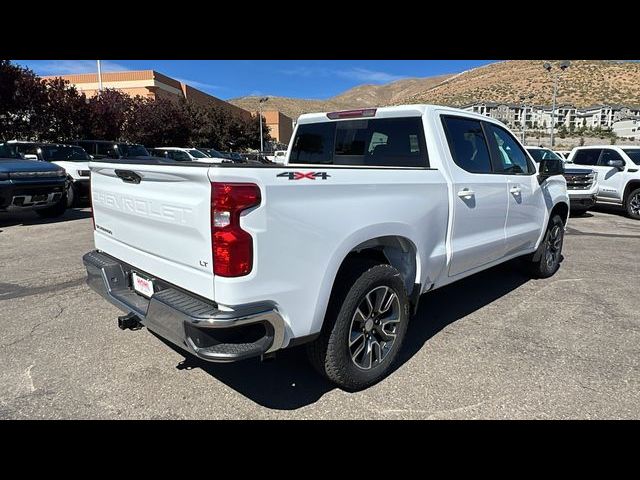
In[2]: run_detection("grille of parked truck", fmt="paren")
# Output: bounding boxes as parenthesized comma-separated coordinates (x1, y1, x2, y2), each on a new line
(82, 105, 569, 390)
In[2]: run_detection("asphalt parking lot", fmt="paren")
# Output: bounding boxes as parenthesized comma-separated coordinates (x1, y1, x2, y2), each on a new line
(1, 206, 639, 419)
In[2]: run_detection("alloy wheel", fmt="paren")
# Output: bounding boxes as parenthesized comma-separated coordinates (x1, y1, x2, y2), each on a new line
(545, 224, 563, 270)
(348, 286, 401, 370)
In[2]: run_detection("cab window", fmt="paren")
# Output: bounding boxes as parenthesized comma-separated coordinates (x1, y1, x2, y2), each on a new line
(485, 123, 536, 175)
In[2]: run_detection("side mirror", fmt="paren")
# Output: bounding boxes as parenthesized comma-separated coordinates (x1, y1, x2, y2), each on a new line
(538, 158, 565, 183)
(607, 159, 625, 171)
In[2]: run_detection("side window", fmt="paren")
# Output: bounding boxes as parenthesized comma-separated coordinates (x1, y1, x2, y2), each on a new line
(441, 116, 493, 174)
(485, 123, 535, 175)
(289, 122, 335, 164)
(96, 143, 113, 158)
(598, 149, 624, 166)
(171, 150, 190, 161)
(573, 149, 601, 166)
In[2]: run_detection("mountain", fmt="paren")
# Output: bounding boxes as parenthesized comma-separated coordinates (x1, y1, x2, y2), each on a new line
(228, 75, 452, 119)
(403, 60, 640, 108)
(229, 61, 640, 120)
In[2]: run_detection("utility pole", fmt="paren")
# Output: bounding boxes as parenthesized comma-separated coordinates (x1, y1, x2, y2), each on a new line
(520, 93, 534, 145)
(258, 97, 269, 156)
(543, 61, 570, 148)
(97, 60, 103, 94)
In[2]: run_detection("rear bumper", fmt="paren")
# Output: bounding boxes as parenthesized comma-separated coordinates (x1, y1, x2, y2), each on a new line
(83, 250, 285, 362)
(568, 192, 597, 209)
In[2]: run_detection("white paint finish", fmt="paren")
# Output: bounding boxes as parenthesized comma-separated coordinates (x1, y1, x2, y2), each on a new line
(88, 105, 570, 347)
(90, 163, 214, 299)
(50, 160, 90, 181)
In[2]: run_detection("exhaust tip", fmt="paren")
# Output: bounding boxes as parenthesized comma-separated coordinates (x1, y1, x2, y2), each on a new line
(118, 312, 143, 331)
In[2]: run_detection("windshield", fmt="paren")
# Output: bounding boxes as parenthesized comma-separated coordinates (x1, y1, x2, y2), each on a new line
(208, 149, 227, 158)
(41, 146, 90, 162)
(526, 148, 562, 162)
(623, 149, 640, 164)
(0, 143, 22, 159)
(188, 149, 209, 158)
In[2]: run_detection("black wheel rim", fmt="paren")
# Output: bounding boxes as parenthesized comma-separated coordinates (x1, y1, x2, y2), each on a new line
(630, 192, 640, 216)
(545, 224, 563, 270)
(348, 286, 401, 370)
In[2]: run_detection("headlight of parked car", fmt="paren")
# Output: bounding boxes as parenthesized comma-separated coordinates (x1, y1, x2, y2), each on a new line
(8, 169, 67, 179)
(77, 170, 91, 177)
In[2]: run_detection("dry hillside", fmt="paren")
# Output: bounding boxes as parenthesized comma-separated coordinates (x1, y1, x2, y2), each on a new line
(230, 60, 640, 120)
(402, 60, 640, 107)
(229, 75, 451, 119)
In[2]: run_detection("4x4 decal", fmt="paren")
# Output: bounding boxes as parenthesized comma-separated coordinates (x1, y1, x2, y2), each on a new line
(277, 171, 331, 180)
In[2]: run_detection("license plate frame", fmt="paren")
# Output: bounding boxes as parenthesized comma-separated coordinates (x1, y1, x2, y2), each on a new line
(131, 271, 154, 298)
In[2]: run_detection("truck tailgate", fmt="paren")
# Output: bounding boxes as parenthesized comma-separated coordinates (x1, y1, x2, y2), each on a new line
(90, 162, 214, 299)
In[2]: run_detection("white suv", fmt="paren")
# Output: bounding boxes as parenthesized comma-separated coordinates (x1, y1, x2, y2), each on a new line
(566, 146, 640, 219)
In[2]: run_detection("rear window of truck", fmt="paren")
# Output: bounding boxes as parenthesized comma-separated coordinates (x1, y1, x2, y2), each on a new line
(289, 117, 429, 167)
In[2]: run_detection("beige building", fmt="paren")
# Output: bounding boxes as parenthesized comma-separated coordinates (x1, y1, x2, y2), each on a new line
(261, 110, 293, 144)
(43, 70, 251, 120)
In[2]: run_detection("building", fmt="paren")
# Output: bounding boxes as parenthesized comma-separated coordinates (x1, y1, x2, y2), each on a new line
(43, 70, 251, 120)
(260, 110, 293, 145)
(613, 117, 640, 138)
(462, 102, 640, 131)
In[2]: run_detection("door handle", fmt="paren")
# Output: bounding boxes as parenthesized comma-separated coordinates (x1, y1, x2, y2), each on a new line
(510, 186, 522, 195)
(457, 188, 475, 198)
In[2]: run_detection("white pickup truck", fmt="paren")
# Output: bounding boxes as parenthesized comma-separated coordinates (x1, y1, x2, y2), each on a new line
(83, 105, 569, 390)
(566, 145, 640, 220)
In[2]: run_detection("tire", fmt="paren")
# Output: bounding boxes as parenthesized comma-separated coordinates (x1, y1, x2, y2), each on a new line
(525, 214, 565, 279)
(624, 187, 640, 220)
(66, 182, 76, 208)
(35, 194, 67, 219)
(307, 261, 410, 391)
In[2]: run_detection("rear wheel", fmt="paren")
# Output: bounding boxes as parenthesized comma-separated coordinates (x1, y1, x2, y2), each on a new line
(66, 182, 76, 208)
(625, 187, 640, 220)
(525, 214, 565, 278)
(307, 261, 410, 391)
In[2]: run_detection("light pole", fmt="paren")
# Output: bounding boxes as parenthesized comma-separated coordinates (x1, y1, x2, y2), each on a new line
(97, 60, 103, 94)
(519, 93, 534, 145)
(258, 97, 269, 156)
(543, 60, 570, 148)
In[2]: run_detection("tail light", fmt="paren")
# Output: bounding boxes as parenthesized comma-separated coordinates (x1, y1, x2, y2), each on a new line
(211, 182, 261, 277)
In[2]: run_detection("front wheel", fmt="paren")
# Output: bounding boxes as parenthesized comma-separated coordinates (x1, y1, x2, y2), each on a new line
(625, 187, 640, 220)
(307, 262, 410, 391)
(525, 214, 565, 278)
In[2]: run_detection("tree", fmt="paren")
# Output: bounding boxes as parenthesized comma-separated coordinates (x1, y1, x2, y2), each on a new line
(123, 97, 192, 147)
(84, 89, 134, 140)
(0, 60, 48, 140)
(37, 78, 90, 142)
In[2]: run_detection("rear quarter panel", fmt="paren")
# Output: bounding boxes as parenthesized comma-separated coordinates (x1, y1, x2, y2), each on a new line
(210, 166, 449, 342)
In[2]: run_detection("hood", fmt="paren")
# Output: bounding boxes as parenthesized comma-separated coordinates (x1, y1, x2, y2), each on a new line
(0, 157, 63, 174)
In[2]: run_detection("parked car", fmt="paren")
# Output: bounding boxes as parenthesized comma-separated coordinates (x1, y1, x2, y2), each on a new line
(198, 148, 235, 162)
(71, 140, 150, 160)
(526, 146, 598, 215)
(150, 147, 227, 163)
(6, 141, 91, 207)
(0, 143, 68, 218)
(566, 145, 640, 219)
(83, 105, 568, 390)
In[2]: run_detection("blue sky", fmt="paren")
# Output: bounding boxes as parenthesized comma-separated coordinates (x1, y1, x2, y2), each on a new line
(14, 60, 495, 100)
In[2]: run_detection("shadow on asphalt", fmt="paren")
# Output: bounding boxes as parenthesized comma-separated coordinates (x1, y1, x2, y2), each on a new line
(163, 259, 531, 410)
(0, 207, 91, 228)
